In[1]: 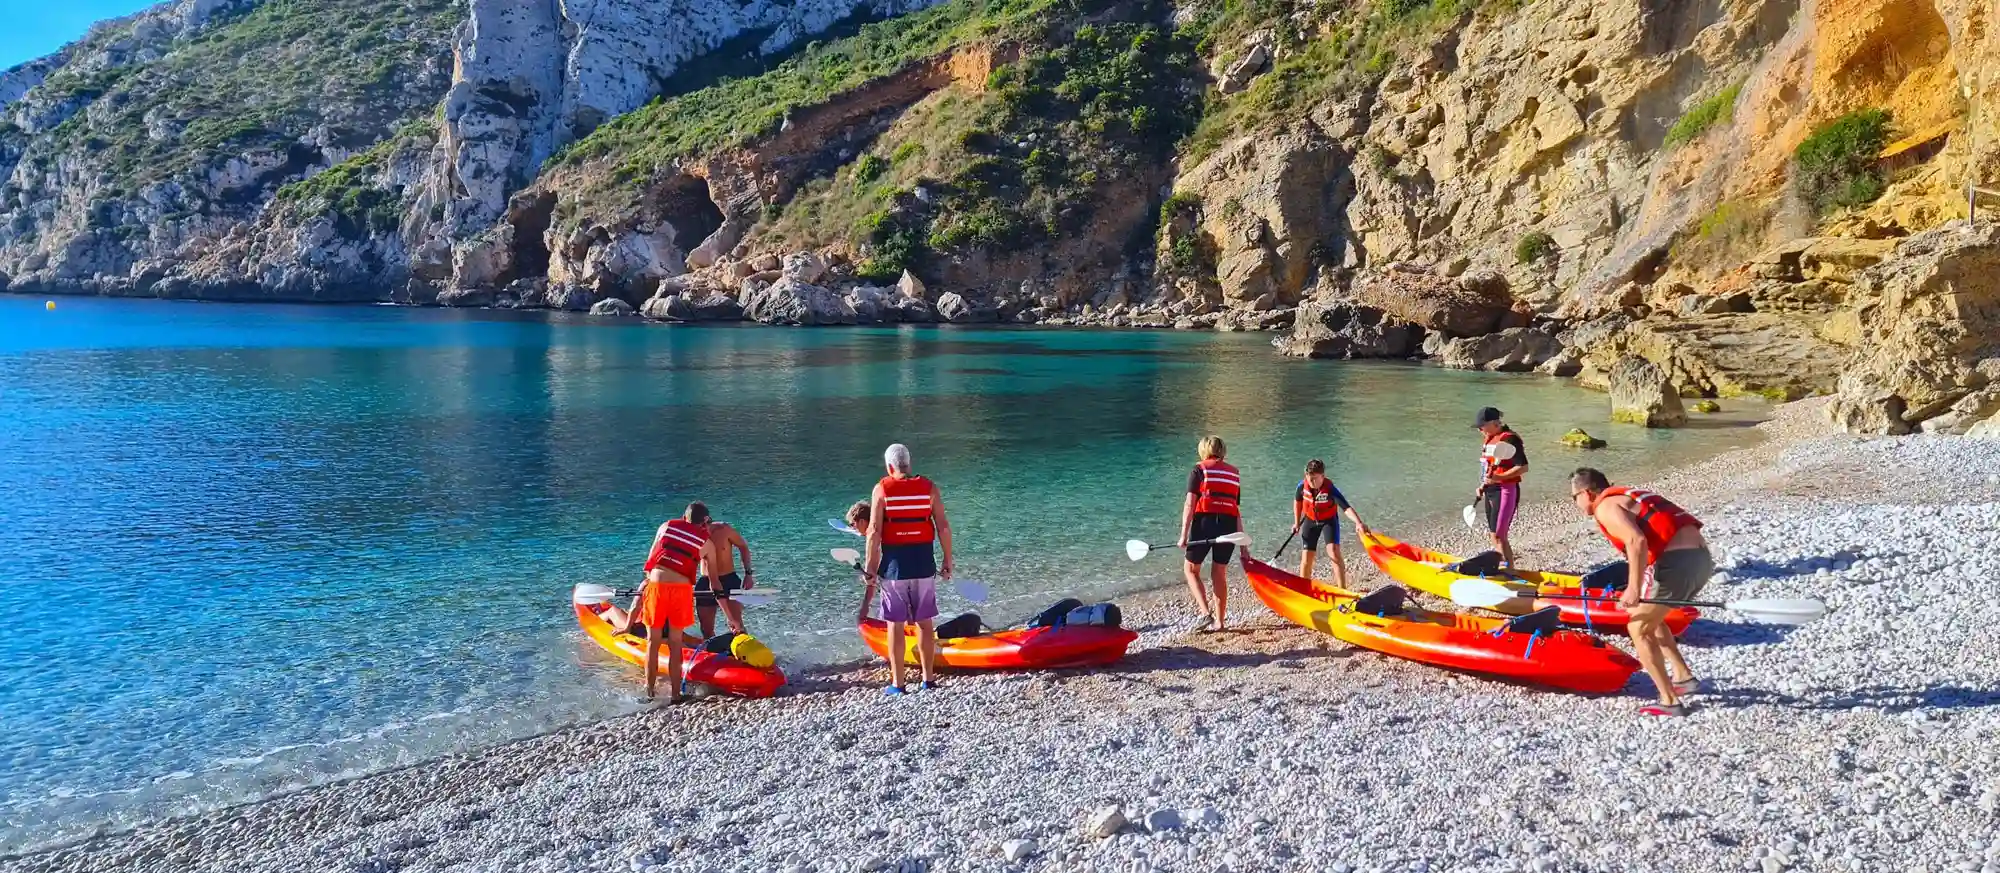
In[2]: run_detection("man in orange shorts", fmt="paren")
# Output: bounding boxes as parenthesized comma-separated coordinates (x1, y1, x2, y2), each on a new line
(616, 502, 712, 702)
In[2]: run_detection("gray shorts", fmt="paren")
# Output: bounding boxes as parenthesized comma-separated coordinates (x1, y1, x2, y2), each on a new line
(879, 576, 939, 623)
(1641, 548, 1714, 602)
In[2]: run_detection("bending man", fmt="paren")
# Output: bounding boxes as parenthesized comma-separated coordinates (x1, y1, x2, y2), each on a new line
(1570, 468, 1711, 717)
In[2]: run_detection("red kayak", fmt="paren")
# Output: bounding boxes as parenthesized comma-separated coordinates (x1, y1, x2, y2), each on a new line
(859, 618, 1136, 670)
(574, 593, 786, 698)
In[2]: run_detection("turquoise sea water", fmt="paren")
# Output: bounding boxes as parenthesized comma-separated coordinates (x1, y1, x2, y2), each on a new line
(0, 296, 1765, 850)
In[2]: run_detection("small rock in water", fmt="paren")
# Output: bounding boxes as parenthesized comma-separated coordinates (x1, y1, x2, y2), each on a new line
(1144, 808, 1183, 832)
(1002, 839, 1037, 862)
(1086, 806, 1127, 838)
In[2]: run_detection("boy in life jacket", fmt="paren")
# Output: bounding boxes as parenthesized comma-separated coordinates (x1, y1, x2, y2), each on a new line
(1179, 435, 1241, 633)
(1474, 407, 1528, 568)
(1569, 468, 1711, 717)
(1292, 459, 1371, 587)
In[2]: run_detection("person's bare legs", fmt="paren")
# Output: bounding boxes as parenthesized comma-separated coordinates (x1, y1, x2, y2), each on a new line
(1626, 607, 1678, 705)
(721, 597, 746, 635)
(887, 620, 909, 688)
(1654, 621, 1695, 685)
(1208, 562, 1229, 631)
(1298, 548, 1317, 580)
(1327, 543, 1351, 589)
(915, 618, 938, 684)
(696, 600, 719, 639)
(643, 627, 662, 700)
(665, 625, 686, 703)
(1494, 533, 1516, 569)
(1183, 559, 1212, 623)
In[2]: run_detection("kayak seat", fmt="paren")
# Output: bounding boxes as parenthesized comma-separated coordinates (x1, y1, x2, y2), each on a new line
(1503, 606, 1563, 637)
(1352, 586, 1407, 617)
(936, 612, 984, 639)
(1442, 550, 1507, 577)
(1579, 561, 1629, 592)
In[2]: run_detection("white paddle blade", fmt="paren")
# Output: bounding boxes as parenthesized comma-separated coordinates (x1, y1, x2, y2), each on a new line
(1462, 504, 1481, 531)
(828, 519, 861, 537)
(1125, 539, 1150, 562)
(1727, 598, 1827, 625)
(735, 591, 778, 608)
(830, 548, 862, 568)
(572, 584, 619, 606)
(1448, 578, 1519, 610)
(1490, 441, 1518, 461)
(955, 579, 991, 604)
(1215, 531, 1254, 547)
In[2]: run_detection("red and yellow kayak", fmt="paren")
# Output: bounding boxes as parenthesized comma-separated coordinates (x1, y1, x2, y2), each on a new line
(859, 618, 1137, 670)
(1362, 532, 1698, 635)
(574, 597, 786, 698)
(1243, 556, 1640, 694)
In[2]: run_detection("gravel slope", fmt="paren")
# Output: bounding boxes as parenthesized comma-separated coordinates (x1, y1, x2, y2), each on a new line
(10, 400, 2000, 873)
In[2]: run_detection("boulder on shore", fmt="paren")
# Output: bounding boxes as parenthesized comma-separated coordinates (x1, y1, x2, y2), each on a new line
(1439, 327, 1563, 372)
(742, 277, 857, 326)
(1558, 428, 1607, 449)
(1608, 356, 1688, 428)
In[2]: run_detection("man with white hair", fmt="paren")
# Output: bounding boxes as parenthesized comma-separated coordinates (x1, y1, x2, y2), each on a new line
(864, 443, 953, 695)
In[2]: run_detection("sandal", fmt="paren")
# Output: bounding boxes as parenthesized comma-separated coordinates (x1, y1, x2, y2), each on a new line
(1671, 676, 1701, 697)
(918, 679, 942, 691)
(1638, 702, 1689, 717)
(883, 685, 906, 697)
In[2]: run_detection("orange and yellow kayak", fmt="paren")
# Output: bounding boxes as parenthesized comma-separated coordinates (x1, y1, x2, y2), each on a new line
(859, 618, 1137, 670)
(574, 598, 786, 698)
(1243, 556, 1641, 694)
(1361, 532, 1698, 635)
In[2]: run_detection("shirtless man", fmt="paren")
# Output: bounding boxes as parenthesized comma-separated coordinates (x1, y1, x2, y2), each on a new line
(695, 517, 755, 638)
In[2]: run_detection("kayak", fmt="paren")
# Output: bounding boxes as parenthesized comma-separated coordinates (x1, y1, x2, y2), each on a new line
(858, 618, 1138, 670)
(1361, 532, 1698, 634)
(573, 589, 787, 698)
(1242, 556, 1641, 694)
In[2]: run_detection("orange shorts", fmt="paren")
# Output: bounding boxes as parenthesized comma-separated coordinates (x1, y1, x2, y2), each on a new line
(638, 581, 695, 631)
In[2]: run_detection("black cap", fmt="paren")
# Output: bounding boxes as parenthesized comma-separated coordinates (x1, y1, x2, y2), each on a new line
(1474, 407, 1503, 428)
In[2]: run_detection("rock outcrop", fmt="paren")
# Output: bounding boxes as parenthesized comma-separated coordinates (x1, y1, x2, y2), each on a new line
(1828, 223, 2000, 434)
(1608, 356, 1689, 428)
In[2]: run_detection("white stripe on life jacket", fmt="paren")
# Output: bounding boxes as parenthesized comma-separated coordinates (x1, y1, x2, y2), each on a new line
(661, 527, 706, 549)
(1204, 471, 1241, 484)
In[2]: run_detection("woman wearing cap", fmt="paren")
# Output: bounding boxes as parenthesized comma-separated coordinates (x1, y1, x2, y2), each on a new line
(1179, 435, 1240, 632)
(1473, 407, 1528, 568)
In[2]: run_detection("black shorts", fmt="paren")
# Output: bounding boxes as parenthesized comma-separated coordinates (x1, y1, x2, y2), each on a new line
(694, 572, 742, 605)
(1185, 513, 1239, 565)
(1300, 517, 1339, 550)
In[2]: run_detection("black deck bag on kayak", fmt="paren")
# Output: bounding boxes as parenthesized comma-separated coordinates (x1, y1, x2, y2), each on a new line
(1504, 606, 1564, 637)
(1063, 603, 1123, 628)
(936, 612, 984, 639)
(1579, 561, 1630, 591)
(1353, 586, 1407, 617)
(1443, 550, 1507, 577)
(699, 632, 739, 655)
(1028, 598, 1085, 629)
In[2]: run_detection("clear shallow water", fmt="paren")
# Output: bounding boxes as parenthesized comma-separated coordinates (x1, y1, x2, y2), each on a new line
(0, 296, 1765, 850)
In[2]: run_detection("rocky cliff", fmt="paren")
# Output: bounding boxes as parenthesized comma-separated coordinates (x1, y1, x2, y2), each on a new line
(3, 0, 1997, 434)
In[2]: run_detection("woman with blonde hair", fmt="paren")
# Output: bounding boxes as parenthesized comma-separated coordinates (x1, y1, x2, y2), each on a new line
(1178, 435, 1241, 632)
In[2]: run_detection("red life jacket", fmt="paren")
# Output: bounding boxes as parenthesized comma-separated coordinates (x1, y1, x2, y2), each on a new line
(1591, 486, 1702, 564)
(1481, 428, 1522, 483)
(879, 474, 937, 546)
(1192, 459, 1241, 517)
(1297, 478, 1338, 522)
(643, 518, 710, 579)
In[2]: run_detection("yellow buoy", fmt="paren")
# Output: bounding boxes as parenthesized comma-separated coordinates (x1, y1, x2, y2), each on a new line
(45, 301, 56, 311)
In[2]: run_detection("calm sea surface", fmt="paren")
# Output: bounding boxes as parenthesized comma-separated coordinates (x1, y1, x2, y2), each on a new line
(0, 296, 1765, 850)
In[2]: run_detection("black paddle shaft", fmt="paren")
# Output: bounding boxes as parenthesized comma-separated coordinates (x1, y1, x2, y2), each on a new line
(1530, 591, 1725, 610)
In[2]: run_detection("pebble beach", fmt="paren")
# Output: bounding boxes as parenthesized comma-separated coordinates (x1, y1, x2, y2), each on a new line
(9, 399, 2000, 873)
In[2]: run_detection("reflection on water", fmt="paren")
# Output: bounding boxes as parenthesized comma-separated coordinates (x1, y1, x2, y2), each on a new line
(0, 296, 1766, 850)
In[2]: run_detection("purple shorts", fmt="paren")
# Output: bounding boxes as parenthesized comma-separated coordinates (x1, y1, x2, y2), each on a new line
(878, 576, 939, 623)
(1482, 484, 1519, 537)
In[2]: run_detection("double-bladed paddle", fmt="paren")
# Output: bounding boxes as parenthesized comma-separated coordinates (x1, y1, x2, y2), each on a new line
(830, 547, 990, 604)
(1124, 531, 1252, 562)
(572, 583, 781, 608)
(1446, 577, 1827, 625)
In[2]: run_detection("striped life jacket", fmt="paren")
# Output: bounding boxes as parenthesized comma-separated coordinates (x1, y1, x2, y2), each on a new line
(879, 474, 937, 546)
(1591, 486, 1702, 565)
(1297, 478, 1339, 522)
(643, 519, 710, 579)
(1193, 459, 1241, 517)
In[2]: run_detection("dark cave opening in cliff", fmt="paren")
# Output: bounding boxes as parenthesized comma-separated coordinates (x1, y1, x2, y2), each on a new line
(510, 191, 556, 279)
(655, 175, 725, 256)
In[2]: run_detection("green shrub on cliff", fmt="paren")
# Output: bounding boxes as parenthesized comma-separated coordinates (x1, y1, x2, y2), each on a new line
(1515, 230, 1556, 264)
(1662, 81, 1742, 150)
(1794, 109, 1893, 215)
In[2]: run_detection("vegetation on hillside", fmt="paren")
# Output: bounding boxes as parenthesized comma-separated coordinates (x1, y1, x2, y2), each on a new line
(1794, 109, 1893, 215)
(742, 5, 1201, 281)
(1662, 81, 1743, 150)
(19, 0, 458, 197)
(274, 118, 439, 236)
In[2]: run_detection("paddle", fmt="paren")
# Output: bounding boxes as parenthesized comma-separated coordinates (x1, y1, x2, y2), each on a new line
(1465, 441, 1519, 531)
(573, 584, 782, 607)
(1271, 527, 1300, 561)
(1447, 578, 1828, 625)
(829, 519, 861, 537)
(829, 548, 989, 604)
(1124, 531, 1253, 562)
